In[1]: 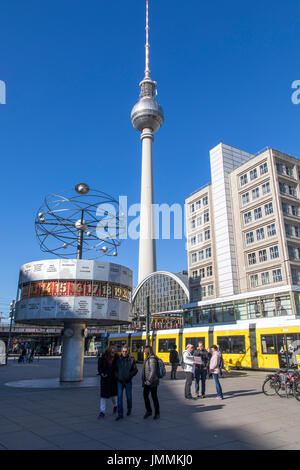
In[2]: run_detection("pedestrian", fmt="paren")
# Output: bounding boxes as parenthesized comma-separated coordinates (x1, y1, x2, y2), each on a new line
(28, 346, 35, 363)
(209, 345, 223, 400)
(21, 345, 27, 363)
(142, 345, 160, 420)
(115, 345, 138, 421)
(182, 344, 196, 399)
(97, 346, 119, 419)
(193, 342, 209, 398)
(169, 344, 179, 379)
(217, 344, 224, 377)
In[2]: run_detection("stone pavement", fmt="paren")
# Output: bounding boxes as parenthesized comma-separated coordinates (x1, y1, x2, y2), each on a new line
(0, 358, 300, 450)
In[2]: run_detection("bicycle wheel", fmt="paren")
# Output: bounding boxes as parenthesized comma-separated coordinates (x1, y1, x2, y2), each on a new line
(293, 379, 300, 401)
(275, 380, 293, 398)
(262, 377, 278, 396)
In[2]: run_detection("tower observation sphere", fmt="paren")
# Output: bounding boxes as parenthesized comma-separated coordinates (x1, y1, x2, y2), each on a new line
(131, 78, 164, 133)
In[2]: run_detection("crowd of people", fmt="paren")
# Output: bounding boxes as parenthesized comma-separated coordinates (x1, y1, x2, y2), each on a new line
(97, 341, 225, 422)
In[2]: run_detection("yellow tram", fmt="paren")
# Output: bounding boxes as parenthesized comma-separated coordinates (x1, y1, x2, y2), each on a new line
(107, 319, 300, 370)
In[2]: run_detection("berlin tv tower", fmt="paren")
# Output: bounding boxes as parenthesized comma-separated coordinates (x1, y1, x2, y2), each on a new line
(131, 0, 164, 284)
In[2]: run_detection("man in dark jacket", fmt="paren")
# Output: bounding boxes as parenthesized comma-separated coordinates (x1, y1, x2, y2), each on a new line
(193, 342, 209, 398)
(115, 346, 138, 421)
(169, 344, 179, 379)
(142, 345, 160, 419)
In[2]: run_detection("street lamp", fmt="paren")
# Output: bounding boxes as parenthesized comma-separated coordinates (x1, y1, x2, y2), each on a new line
(6, 301, 15, 364)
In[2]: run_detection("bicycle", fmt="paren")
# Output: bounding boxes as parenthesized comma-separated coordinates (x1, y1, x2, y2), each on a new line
(275, 367, 300, 398)
(262, 372, 281, 396)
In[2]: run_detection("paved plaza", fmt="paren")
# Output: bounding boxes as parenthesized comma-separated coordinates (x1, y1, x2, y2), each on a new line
(0, 358, 300, 450)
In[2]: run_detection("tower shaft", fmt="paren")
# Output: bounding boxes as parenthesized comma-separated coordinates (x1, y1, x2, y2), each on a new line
(138, 128, 157, 283)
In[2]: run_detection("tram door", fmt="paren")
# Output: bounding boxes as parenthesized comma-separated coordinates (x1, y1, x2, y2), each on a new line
(277, 334, 299, 369)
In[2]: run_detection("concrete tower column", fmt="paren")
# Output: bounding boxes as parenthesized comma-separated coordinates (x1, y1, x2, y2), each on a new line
(60, 322, 86, 382)
(138, 128, 157, 283)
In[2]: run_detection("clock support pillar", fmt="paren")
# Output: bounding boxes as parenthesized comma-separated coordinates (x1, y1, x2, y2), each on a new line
(60, 322, 86, 382)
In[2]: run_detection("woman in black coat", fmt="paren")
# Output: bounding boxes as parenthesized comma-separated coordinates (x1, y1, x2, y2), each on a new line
(97, 346, 119, 419)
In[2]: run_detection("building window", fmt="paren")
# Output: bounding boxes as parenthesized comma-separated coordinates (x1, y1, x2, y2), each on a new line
(262, 182, 270, 195)
(203, 196, 208, 206)
(289, 185, 297, 197)
(250, 274, 259, 288)
(265, 202, 273, 215)
(279, 181, 287, 194)
(267, 224, 276, 237)
(292, 205, 299, 217)
(295, 226, 300, 237)
(197, 216, 202, 226)
(208, 285, 214, 296)
(191, 253, 197, 263)
(250, 169, 257, 180)
(191, 236, 196, 246)
(292, 269, 300, 284)
(204, 229, 210, 240)
(252, 188, 260, 200)
(242, 193, 250, 205)
(206, 266, 213, 276)
(261, 272, 270, 285)
(196, 200, 201, 211)
(192, 270, 198, 278)
(270, 246, 279, 259)
(248, 253, 256, 265)
(285, 223, 293, 237)
(259, 249, 267, 262)
(286, 165, 294, 177)
(206, 247, 212, 258)
(190, 203, 195, 214)
(240, 174, 248, 186)
(199, 268, 205, 278)
(204, 212, 209, 223)
(260, 162, 268, 175)
(201, 286, 206, 298)
(288, 246, 296, 259)
(246, 232, 254, 244)
(276, 162, 284, 175)
(273, 269, 282, 283)
(244, 212, 252, 224)
(256, 228, 265, 240)
(282, 202, 290, 215)
(254, 207, 262, 220)
(198, 250, 204, 260)
(190, 219, 196, 230)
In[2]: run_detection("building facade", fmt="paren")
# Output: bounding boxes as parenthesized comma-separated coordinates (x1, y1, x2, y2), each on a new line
(184, 143, 300, 326)
(131, 271, 189, 330)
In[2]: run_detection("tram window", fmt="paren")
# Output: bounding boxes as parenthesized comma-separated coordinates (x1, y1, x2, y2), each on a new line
(109, 340, 127, 351)
(185, 337, 205, 349)
(132, 340, 146, 353)
(261, 335, 277, 355)
(158, 338, 176, 353)
(217, 336, 246, 354)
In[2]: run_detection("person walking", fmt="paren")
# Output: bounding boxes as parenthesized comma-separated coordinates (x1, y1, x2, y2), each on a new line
(142, 345, 160, 420)
(182, 344, 196, 399)
(97, 346, 119, 419)
(169, 344, 179, 379)
(193, 342, 209, 398)
(209, 345, 223, 400)
(115, 345, 138, 421)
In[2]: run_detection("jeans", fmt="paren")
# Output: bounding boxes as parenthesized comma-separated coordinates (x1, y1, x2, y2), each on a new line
(117, 381, 132, 417)
(171, 363, 178, 379)
(100, 396, 117, 413)
(212, 373, 223, 398)
(185, 372, 194, 398)
(143, 385, 159, 415)
(194, 368, 207, 395)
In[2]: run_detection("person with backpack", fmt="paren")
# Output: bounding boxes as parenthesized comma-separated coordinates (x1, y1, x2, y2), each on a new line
(115, 345, 138, 421)
(182, 344, 196, 399)
(193, 342, 209, 398)
(142, 345, 161, 420)
(169, 344, 179, 380)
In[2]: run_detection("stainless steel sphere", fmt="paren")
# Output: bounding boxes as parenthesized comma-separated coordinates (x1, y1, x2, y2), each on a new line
(75, 219, 88, 231)
(75, 183, 90, 195)
(131, 98, 164, 132)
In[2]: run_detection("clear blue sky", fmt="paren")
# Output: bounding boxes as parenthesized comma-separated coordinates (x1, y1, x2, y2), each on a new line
(1, 0, 300, 318)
